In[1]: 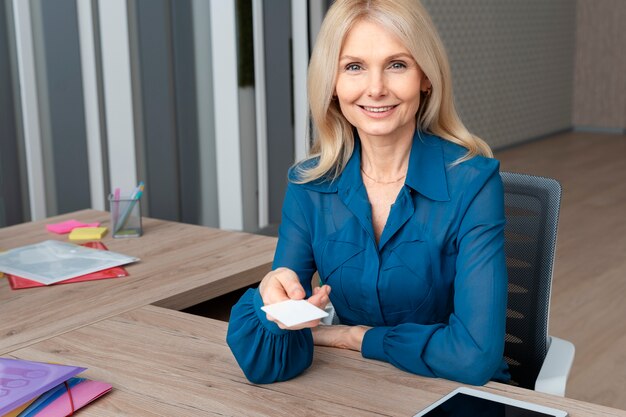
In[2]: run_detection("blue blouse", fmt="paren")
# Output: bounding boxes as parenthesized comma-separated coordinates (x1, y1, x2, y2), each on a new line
(227, 131, 509, 385)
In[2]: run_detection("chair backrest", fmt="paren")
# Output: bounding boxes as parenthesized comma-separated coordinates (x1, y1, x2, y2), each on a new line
(500, 171, 562, 389)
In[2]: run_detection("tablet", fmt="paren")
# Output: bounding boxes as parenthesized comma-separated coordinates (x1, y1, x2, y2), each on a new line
(413, 387, 568, 417)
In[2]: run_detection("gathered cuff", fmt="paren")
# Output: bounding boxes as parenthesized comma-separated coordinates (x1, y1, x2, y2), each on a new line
(361, 326, 391, 362)
(253, 289, 289, 335)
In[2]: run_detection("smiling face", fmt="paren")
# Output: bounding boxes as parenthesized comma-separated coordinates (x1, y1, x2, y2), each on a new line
(335, 19, 430, 144)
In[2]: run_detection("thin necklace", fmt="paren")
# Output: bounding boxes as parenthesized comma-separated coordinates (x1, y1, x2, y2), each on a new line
(361, 168, 406, 185)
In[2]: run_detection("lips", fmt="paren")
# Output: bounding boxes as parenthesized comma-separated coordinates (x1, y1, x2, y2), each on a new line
(360, 105, 397, 113)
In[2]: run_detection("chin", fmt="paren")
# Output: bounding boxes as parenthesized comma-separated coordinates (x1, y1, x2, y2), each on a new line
(358, 126, 402, 138)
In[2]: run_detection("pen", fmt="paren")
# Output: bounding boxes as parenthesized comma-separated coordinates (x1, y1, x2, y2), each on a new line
(132, 181, 145, 199)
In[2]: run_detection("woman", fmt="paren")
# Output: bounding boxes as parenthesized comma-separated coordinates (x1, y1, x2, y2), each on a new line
(227, 0, 509, 386)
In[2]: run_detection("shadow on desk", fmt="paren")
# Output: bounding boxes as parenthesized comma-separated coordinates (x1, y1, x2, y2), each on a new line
(182, 284, 257, 321)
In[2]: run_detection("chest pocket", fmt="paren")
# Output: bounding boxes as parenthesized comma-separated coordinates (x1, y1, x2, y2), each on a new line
(318, 240, 367, 314)
(381, 237, 434, 320)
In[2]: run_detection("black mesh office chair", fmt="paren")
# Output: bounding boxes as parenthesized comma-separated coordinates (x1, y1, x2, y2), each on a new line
(501, 172, 574, 396)
(323, 171, 575, 395)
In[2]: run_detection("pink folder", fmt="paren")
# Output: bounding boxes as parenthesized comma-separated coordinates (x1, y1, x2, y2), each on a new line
(33, 380, 112, 417)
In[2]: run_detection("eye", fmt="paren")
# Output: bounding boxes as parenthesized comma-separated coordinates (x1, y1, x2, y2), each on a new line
(389, 61, 407, 70)
(345, 63, 362, 72)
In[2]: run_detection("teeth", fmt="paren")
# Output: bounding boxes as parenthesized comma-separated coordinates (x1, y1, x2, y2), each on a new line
(363, 106, 394, 113)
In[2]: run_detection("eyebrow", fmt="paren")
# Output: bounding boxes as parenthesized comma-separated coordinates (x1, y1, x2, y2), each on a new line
(339, 53, 415, 62)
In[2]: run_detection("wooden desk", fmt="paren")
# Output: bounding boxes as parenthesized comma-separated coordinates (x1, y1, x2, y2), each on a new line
(7, 305, 626, 416)
(0, 209, 276, 354)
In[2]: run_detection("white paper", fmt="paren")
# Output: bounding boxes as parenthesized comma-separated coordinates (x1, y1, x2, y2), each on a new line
(261, 299, 329, 327)
(0, 240, 139, 285)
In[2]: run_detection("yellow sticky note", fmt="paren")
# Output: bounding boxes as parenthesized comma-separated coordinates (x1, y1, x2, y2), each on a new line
(68, 226, 108, 241)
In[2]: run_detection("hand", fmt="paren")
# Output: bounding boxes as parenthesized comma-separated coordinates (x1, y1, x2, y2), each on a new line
(312, 325, 370, 351)
(258, 267, 331, 330)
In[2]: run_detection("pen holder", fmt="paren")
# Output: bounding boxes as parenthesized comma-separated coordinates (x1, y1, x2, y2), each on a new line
(109, 194, 143, 238)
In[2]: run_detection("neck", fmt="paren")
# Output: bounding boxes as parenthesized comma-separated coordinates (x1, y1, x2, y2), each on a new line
(358, 131, 413, 183)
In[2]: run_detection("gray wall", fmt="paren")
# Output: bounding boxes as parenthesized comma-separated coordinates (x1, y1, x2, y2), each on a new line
(573, 0, 626, 131)
(423, 0, 576, 149)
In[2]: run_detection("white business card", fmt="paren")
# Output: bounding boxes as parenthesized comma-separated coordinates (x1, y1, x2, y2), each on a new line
(261, 299, 329, 327)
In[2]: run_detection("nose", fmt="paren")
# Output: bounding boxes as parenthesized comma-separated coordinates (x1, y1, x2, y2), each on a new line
(367, 70, 387, 97)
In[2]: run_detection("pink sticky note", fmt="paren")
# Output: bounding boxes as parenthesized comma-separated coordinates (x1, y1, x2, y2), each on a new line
(46, 220, 100, 234)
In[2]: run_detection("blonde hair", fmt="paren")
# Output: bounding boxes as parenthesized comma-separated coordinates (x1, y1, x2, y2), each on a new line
(296, 0, 492, 183)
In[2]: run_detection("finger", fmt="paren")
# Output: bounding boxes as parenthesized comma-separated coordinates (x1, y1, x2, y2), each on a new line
(312, 284, 331, 295)
(260, 269, 301, 304)
(310, 284, 330, 298)
(277, 275, 305, 300)
(261, 279, 290, 305)
(308, 285, 331, 309)
(309, 290, 329, 309)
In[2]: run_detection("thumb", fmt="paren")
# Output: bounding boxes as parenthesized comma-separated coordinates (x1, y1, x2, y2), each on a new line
(279, 275, 305, 300)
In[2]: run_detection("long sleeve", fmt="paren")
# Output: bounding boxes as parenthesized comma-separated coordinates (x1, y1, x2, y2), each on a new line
(227, 183, 317, 384)
(361, 167, 508, 385)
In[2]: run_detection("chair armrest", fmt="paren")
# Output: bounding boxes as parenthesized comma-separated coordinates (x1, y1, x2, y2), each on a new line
(535, 336, 575, 397)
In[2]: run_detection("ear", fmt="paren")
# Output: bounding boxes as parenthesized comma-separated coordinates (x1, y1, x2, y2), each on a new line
(421, 77, 432, 93)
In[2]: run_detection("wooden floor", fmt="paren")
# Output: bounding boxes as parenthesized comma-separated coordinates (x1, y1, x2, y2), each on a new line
(496, 131, 626, 410)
